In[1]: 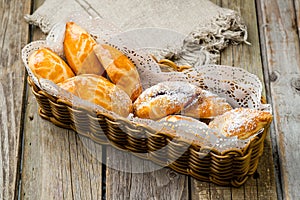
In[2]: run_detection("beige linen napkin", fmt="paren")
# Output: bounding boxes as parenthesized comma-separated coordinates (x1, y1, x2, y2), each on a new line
(25, 0, 248, 65)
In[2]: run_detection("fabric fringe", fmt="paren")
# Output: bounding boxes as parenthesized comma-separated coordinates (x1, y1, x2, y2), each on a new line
(24, 14, 52, 33)
(163, 9, 250, 66)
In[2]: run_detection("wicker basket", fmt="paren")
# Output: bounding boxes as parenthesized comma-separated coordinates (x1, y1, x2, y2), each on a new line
(27, 65, 270, 187)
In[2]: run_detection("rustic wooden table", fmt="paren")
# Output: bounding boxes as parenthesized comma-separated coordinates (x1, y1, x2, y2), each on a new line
(1, 0, 300, 199)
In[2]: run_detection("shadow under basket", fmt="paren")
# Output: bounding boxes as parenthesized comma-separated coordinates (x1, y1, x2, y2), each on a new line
(28, 76, 270, 187)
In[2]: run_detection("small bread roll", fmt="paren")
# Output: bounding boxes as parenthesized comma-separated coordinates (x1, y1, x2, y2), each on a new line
(94, 44, 142, 101)
(64, 22, 105, 75)
(182, 90, 232, 119)
(133, 81, 199, 120)
(28, 48, 75, 83)
(208, 108, 273, 139)
(57, 74, 132, 117)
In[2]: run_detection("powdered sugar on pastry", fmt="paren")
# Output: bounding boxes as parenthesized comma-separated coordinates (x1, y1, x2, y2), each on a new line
(133, 81, 199, 119)
(182, 90, 232, 119)
(208, 107, 273, 139)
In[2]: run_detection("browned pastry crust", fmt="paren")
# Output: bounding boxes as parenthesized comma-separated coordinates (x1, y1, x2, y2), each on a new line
(182, 90, 232, 119)
(133, 81, 200, 120)
(64, 22, 105, 75)
(208, 108, 273, 139)
(94, 44, 142, 101)
(57, 74, 132, 117)
(28, 48, 75, 83)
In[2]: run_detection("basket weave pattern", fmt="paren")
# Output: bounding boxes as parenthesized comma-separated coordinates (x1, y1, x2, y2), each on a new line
(28, 76, 269, 187)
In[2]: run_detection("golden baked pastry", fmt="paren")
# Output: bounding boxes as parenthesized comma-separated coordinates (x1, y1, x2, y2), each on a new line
(208, 108, 273, 139)
(57, 74, 132, 117)
(133, 81, 199, 120)
(64, 22, 104, 75)
(182, 90, 232, 119)
(28, 48, 75, 83)
(94, 44, 142, 101)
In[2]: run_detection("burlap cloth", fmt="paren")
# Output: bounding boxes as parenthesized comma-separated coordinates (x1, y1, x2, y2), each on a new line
(25, 0, 249, 65)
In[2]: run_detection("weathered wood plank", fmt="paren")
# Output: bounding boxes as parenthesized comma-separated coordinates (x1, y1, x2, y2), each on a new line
(0, 0, 31, 199)
(191, 0, 278, 199)
(106, 147, 189, 200)
(216, 0, 260, 199)
(191, 180, 211, 200)
(223, 1, 277, 200)
(21, 98, 103, 200)
(257, 0, 300, 199)
(294, 0, 300, 40)
(20, 1, 103, 199)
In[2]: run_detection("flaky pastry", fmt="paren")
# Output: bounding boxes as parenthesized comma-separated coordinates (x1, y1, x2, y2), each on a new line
(94, 44, 142, 101)
(57, 74, 132, 117)
(208, 108, 273, 139)
(64, 22, 104, 75)
(28, 48, 75, 83)
(133, 81, 200, 120)
(182, 90, 232, 119)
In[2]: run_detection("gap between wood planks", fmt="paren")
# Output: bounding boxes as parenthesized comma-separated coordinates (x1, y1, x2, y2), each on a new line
(255, 0, 283, 197)
(16, 1, 39, 198)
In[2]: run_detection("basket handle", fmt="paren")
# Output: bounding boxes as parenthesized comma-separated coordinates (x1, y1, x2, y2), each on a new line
(151, 55, 192, 72)
(158, 59, 192, 72)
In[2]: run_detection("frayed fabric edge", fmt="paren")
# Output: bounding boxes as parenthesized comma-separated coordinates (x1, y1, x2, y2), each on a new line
(24, 14, 52, 33)
(163, 9, 250, 66)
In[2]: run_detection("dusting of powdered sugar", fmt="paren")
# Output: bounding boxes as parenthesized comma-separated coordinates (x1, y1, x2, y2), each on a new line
(134, 81, 198, 112)
(208, 108, 270, 140)
(108, 86, 132, 116)
(222, 108, 262, 136)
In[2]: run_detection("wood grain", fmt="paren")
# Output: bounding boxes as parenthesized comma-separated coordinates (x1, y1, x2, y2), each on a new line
(223, 1, 277, 200)
(191, 0, 278, 199)
(105, 147, 189, 200)
(294, 0, 300, 40)
(0, 0, 31, 199)
(257, 0, 300, 199)
(20, 1, 103, 199)
(21, 107, 103, 200)
(21, 105, 103, 200)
